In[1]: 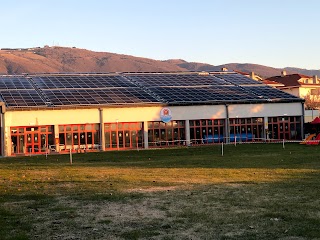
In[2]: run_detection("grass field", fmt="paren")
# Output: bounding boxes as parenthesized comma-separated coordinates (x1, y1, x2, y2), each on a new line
(0, 143, 319, 240)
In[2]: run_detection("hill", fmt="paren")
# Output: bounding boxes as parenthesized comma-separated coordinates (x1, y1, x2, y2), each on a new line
(0, 46, 319, 78)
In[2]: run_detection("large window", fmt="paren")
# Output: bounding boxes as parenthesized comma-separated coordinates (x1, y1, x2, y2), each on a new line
(148, 121, 185, 147)
(268, 116, 301, 140)
(229, 117, 264, 142)
(105, 122, 143, 150)
(11, 126, 54, 155)
(59, 124, 100, 151)
(190, 119, 225, 144)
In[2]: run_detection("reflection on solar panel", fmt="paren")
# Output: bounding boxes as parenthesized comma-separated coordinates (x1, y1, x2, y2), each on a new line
(0, 77, 34, 89)
(127, 74, 230, 87)
(150, 86, 259, 103)
(243, 86, 298, 99)
(42, 88, 160, 106)
(32, 75, 136, 89)
(0, 90, 47, 107)
(215, 74, 262, 85)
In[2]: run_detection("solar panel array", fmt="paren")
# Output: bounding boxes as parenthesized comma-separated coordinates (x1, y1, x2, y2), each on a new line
(44, 88, 159, 106)
(126, 73, 273, 104)
(32, 75, 136, 89)
(127, 73, 231, 87)
(0, 72, 302, 108)
(243, 86, 298, 100)
(0, 76, 47, 107)
(0, 90, 47, 107)
(0, 77, 34, 89)
(215, 73, 263, 85)
(32, 74, 160, 106)
(150, 86, 258, 103)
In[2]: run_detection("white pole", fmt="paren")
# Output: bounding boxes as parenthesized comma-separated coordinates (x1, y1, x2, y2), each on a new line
(283, 139, 285, 149)
(221, 142, 224, 156)
(234, 136, 237, 146)
(69, 148, 73, 165)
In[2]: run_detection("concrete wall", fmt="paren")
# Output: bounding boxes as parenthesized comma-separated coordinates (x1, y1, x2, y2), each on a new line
(4, 102, 302, 127)
(282, 88, 301, 98)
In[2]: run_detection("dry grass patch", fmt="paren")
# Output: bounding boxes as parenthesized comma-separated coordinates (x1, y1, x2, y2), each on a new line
(0, 144, 319, 239)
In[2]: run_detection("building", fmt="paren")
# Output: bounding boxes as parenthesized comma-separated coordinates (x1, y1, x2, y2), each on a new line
(0, 71, 304, 157)
(265, 71, 320, 100)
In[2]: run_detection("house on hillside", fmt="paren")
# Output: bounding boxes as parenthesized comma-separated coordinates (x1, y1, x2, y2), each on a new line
(265, 71, 320, 98)
(265, 71, 320, 122)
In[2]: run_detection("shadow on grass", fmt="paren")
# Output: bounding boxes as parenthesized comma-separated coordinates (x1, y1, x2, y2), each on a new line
(0, 170, 319, 240)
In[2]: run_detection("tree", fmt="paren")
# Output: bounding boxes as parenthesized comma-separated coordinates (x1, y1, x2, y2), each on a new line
(304, 90, 320, 110)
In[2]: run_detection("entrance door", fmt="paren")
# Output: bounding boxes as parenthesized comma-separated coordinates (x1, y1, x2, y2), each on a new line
(279, 118, 290, 140)
(26, 132, 41, 154)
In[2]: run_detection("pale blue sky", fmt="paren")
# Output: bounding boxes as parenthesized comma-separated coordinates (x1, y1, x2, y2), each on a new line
(1, 0, 319, 69)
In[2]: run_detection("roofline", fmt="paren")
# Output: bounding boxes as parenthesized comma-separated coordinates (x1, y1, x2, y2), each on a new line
(4, 98, 304, 111)
(1, 71, 237, 77)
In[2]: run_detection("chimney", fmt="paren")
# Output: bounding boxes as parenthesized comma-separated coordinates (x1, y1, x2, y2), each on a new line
(313, 75, 318, 84)
(250, 72, 255, 80)
(221, 67, 228, 72)
(281, 70, 287, 77)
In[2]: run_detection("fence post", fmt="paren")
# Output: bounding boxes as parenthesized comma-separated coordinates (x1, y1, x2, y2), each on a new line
(282, 139, 285, 149)
(235, 136, 237, 146)
(221, 142, 224, 156)
(69, 148, 73, 165)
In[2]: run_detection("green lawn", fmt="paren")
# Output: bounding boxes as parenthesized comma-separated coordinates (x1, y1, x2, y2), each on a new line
(0, 143, 319, 239)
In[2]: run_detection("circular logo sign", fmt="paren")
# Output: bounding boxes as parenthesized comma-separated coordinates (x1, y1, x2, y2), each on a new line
(160, 107, 172, 123)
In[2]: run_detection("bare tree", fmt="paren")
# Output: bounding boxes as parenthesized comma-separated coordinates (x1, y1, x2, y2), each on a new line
(304, 90, 320, 110)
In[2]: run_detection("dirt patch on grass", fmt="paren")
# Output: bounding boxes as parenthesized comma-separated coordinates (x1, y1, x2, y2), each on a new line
(126, 186, 180, 193)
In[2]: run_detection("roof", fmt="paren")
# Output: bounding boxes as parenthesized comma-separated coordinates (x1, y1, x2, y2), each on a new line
(0, 72, 303, 111)
(266, 74, 312, 87)
(233, 70, 250, 76)
(262, 80, 285, 86)
(234, 70, 263, 81)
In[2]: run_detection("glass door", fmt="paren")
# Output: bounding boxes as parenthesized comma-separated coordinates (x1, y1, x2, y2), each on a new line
(26, 132, 40, 154)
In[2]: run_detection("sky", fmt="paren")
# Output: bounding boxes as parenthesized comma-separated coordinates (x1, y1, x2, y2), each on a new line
(0, 0, 319, 69)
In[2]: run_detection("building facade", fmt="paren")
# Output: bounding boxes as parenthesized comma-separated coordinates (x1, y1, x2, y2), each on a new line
(0, 72, 304, 157)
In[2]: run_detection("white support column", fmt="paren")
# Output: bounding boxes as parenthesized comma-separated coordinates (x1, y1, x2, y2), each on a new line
(185, 120, 190, 146)
(54, 124, 60, 152)
(264, 116, 268, 140)
(1, 113, 6, 156)
(99, 108, 105, 151)
(144, 121, 149, 149)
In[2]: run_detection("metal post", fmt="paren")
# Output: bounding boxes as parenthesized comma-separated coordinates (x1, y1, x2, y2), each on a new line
(69, 148, 73, 165)
(282, 139, 285, 149)
(45, 140, 48, 160)
(116, 119, 119, 151)
(221, 142, 224, 156)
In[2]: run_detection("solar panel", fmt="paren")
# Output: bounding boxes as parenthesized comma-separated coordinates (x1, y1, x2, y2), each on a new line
(215, 74, 263, 85)
(0, 77, 34, 89)
(0, 73, 302, 108)
(149, 86, 259, 103)
(127, 74, 230, 87)
(42, 88, 160, 106)
(0, 90, 47, 107)
(243, 86, 299, 100)
(32, 75, 136, 89)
